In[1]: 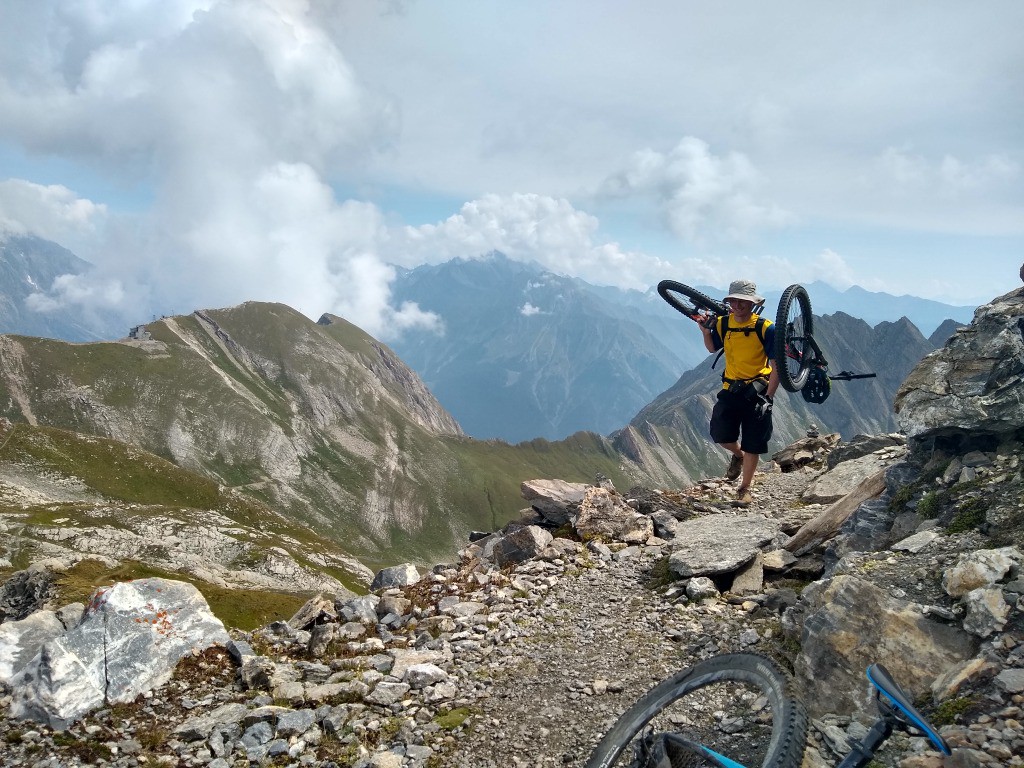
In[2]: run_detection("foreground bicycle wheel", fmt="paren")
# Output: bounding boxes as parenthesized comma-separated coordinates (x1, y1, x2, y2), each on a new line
(585, 653, 807, 768)
(774, 284, 814, 393)
(658, 280, 728, 318)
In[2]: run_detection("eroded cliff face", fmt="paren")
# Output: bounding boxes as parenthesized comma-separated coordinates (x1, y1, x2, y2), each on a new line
(0, 302, 466, 561)
(896, 286, 1024, 451)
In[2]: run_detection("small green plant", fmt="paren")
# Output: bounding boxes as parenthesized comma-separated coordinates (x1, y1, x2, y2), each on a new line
(315, 732, 362, 765)
(931, 696, 977, 725)
(888, 485, 915, 514)
(947, 498, 988, 534)
(643, 556, 675, 590)
(52, 732, 113, 762)
(916, 490, 941, 518)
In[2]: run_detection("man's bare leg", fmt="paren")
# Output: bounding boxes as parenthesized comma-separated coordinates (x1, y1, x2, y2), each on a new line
(739, 452, 758, 491)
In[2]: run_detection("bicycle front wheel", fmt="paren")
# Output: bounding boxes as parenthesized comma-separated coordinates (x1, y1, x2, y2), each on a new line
(774, 284, 814, 393)
(658, 280, 728, 318)
(585, 653, 807, 768)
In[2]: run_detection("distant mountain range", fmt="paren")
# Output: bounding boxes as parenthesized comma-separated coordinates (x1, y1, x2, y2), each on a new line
(1, 237, 974, 447)
(0, 233, 126, 341)
(387, 256, 691, 442)
(388, 252, 970, 443)
(0, 296, 956, 579)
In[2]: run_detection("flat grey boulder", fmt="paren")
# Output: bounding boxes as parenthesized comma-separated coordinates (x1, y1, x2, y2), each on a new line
(826, 433, 905, 469)
(10, 578, 230, 730)
(801, 447, 906, 504)
(668, 515, 778, 579)
(521, 479, 588, 525)
(370, 564, 421, 591)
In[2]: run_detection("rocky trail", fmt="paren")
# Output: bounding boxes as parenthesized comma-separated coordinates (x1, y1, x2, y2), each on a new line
(446, 470, 816, 768)
(1, 445, 1023, 768)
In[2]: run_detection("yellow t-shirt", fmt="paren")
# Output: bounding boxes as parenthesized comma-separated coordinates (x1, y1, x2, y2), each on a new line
(715, 314, 773, 387)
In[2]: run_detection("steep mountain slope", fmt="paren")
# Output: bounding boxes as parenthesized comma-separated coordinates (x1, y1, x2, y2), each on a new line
(0, 234, 123, 341)
(0, 419, 370, 599)
(0, 303, 633, 567)
(389, 253, 691, 442)
(614, 312, 938, 486)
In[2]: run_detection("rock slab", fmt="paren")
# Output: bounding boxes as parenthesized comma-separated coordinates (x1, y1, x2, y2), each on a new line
(9, 578, 230, 729)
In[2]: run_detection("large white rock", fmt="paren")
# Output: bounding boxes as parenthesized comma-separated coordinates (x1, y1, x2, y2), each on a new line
(10, 578, 229, 729)
(942, 547, 1023, 598)
(0, 610, 66, 684)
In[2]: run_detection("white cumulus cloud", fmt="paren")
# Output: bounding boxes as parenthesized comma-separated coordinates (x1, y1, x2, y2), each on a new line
(388, 193, 671, 290)
(0, 180, 107, 246)
(0, 0, 439, 339)
(600, 136, 795, 243)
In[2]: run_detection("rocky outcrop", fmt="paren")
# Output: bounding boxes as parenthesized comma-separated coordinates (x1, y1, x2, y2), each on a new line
(0, 563, 56, 622)
(795, 574, 979, 719)
(8, 579, 229, 730)
(896, 286, 1024, 449)
(800, 442, 906, 504)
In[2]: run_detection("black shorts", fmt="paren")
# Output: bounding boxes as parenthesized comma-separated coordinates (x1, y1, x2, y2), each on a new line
(709, 388, 773, 454)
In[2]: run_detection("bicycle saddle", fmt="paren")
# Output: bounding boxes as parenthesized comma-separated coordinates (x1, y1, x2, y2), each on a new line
(866, 664, 951, 755)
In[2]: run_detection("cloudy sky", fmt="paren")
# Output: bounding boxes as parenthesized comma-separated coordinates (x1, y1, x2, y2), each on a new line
(1, 1, 1021, 338)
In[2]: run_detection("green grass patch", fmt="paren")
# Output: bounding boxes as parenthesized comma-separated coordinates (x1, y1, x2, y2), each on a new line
(0, 423, 220, 508)
(54, 558, 312, 630)
(917, 490, 940, 519)
(434, 707, 473, 730)
(643, 556, 676, 590)
(888, 484, 915, 514)
(930, 695, 978, 725)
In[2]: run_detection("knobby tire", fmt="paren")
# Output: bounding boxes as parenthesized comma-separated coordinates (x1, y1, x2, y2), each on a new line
(774, 284, 814, 393)
(585, 653, 807, 768)
(658, 280, 728, 318)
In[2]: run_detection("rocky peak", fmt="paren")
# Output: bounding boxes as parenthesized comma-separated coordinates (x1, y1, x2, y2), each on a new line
(896, 285, 1024, 454)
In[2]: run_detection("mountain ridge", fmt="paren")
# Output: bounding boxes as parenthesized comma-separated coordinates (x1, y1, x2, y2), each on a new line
(388, 252, 969, 443)
(0, 301, 637, 573)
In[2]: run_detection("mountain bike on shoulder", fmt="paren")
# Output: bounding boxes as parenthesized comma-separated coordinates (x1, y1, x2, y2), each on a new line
(657, 280, 876, 405)
(584, 652, 952, 768)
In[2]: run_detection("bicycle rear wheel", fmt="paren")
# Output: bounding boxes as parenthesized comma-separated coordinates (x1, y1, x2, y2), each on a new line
(658, 280, 728, 317)
(585, 653, 807, 768)
(774, 284, 814, 393)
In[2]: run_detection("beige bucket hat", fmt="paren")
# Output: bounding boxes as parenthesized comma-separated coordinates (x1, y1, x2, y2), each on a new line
(724, 279, 764, 303)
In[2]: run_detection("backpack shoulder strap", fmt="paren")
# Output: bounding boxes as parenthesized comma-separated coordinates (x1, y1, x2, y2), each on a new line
(711, 314, 727, 370)
(754, 316, 766, 344)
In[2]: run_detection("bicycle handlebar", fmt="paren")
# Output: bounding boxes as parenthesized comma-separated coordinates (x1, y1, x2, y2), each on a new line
(829, 371, 877, 381)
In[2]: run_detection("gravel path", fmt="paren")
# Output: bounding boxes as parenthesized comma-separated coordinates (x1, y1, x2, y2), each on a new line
(443, 468, 812, 768)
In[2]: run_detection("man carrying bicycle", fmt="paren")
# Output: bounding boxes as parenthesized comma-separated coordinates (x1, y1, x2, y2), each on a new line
(696, 279, 779, 505)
